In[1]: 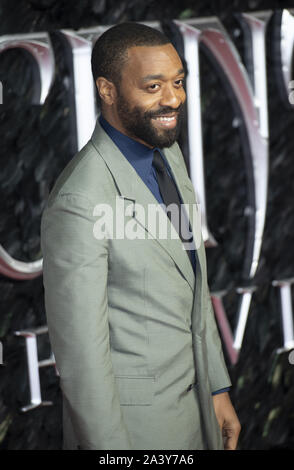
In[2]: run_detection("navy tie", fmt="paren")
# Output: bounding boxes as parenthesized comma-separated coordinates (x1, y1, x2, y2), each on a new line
(152, 150, 193, 267)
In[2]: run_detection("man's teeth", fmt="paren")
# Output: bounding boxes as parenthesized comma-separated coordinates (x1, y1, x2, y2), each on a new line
(155, 116, 176, 121)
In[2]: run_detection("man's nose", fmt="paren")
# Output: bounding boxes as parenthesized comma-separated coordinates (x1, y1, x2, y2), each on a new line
(159, 84, 182, 108)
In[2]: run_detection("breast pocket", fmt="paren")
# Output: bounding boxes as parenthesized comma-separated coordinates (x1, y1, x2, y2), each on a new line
(115, 375, 155, 406)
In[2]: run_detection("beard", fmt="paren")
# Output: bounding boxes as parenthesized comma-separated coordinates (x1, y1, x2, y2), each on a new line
(116, 93, 184, 148)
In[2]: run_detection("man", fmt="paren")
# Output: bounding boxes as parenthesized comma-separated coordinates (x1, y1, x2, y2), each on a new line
(41, 22, 240, 450)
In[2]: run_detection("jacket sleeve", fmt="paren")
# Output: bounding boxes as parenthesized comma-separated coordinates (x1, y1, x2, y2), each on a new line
(204, 284, 232, 393)
(41, 192, 132, 450)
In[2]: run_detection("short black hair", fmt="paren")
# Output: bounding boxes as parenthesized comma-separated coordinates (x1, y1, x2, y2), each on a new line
(91, 22, 171, 91)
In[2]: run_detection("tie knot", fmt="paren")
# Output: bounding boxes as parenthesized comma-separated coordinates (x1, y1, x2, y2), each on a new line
(153, 150, 165, 173)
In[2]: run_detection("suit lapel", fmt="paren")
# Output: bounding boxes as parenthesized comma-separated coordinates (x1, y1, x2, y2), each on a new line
(90, 119, 196, 292)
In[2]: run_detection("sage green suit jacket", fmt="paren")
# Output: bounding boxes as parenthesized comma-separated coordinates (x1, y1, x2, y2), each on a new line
(41, 118, 232, 450)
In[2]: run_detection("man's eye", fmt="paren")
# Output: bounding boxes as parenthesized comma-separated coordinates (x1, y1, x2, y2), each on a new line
(175, 79, 184, 86)
(148, 84, 160, 91)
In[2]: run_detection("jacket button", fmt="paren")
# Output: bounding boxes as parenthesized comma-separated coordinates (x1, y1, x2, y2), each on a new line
(187, 383, 193, 391)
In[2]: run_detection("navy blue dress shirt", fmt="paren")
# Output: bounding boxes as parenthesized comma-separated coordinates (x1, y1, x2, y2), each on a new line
(99, 115, 230, 396)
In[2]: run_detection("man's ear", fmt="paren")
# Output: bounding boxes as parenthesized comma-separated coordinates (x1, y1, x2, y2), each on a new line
(96, 77, 117, 106)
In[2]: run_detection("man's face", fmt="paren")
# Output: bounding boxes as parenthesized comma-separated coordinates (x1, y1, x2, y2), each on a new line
(112, 43, 186, 148)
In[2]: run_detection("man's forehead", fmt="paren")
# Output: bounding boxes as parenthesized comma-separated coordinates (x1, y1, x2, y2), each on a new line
(122, 43, 183, 78)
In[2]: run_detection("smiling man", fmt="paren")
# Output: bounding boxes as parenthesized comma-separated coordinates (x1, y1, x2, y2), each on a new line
(41, 22, 240, 450)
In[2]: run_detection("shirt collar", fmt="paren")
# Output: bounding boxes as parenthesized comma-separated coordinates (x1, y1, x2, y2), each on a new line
(99, 114, 156, 182)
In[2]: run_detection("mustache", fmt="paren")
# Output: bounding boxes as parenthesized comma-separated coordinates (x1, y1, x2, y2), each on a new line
(146, 104, 184, 119)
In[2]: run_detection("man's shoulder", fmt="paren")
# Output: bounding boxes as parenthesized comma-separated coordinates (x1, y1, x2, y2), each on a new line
(45, 139, 111, 207)
(164, 141, 189, 175)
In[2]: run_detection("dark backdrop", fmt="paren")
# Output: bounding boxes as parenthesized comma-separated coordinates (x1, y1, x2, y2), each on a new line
(0, 0, 293, 450)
